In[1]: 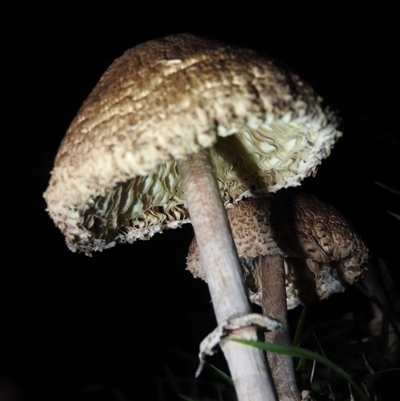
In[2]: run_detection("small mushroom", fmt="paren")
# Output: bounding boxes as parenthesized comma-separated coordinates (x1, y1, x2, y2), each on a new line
(44, 34, 341, 401)
(187, 193, 369, 400)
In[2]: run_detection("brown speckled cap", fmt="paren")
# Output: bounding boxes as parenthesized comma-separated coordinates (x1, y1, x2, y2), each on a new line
(44, 34, 341, 253)
(186, 194, 368, 308)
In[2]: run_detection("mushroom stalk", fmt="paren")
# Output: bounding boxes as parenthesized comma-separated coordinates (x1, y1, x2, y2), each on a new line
(261, 254, 300, 401)
(178, 149, 277, 401)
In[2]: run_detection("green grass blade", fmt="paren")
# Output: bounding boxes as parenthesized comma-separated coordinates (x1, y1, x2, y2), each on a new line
(163, 364, 183, 396)
(388, 211, 400, 221)
(292, 306, 307, 347)
(210, 364, 234, 386)
(231, 339, 370, 401)
(312, 332, 336, 400)
(377, 258, 400, 313)
(292, 306, 308, 372)
(375, 181, 400, 196)
(377, 258, 394, 295)
(178, 395, 198, 401)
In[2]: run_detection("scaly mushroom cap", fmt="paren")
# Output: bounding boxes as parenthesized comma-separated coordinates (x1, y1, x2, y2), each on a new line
(186, 194, 368, 309)
(44, 34, 341, 253)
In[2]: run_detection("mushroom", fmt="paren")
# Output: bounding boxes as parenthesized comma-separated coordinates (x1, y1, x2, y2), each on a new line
(187, 192, 369, 400)
(44, 34, 341, 401)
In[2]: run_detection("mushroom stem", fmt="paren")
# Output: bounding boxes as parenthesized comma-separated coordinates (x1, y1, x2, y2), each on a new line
(178, 149, 278, 401)
(261, 254, 300, 401)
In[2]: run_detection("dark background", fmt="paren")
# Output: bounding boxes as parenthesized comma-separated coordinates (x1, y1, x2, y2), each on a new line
(2, 5, 399, 400)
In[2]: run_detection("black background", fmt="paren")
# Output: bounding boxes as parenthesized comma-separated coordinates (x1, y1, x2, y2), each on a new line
(2, 5, 399, 400)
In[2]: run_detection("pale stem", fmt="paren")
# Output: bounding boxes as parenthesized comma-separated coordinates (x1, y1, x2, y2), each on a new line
(178, 149, 277, 401)
(261, 254, 300, 401)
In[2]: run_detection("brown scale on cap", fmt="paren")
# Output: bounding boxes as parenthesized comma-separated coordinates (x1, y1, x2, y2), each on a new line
(187, 193, 368, 308)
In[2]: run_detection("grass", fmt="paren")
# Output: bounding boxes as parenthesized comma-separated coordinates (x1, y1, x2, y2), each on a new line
(232, 338, 370, 401)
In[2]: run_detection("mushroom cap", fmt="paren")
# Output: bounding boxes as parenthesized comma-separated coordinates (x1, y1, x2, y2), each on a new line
(44, 34, 341, 253)
(186, 194, 369, 309)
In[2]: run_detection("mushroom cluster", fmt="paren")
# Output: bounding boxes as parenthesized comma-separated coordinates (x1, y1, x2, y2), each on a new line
(44, 34, 342, 401)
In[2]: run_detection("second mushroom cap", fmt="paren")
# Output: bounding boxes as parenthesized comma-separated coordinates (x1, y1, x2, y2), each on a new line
(186, 193, 369, 309)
